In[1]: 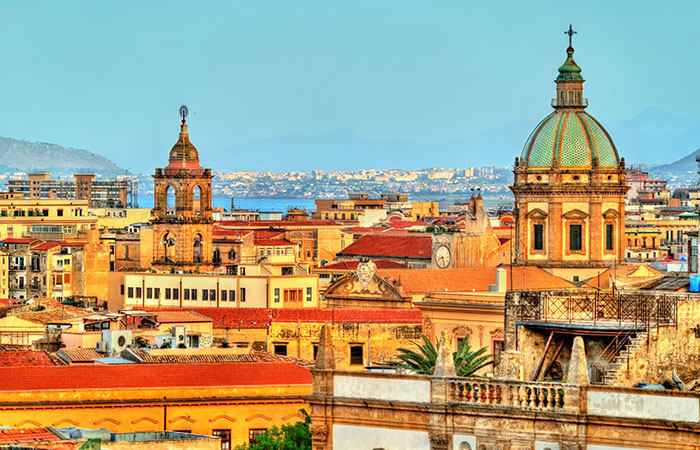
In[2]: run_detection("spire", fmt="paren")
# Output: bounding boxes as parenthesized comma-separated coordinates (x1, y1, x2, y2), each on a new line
(553, 25, 586, 109)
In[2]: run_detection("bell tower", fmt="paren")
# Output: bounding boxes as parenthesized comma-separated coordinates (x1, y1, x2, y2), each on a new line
(151, 105, 213, 271)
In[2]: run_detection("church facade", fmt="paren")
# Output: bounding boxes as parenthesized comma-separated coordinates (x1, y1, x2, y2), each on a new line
(511, 34, 628, 268)
(151, 109, 214, 272)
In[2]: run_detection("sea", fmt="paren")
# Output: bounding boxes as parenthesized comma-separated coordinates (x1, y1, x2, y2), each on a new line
(135, 196, 510, 212)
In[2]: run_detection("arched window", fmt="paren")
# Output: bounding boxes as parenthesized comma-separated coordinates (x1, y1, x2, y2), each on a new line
(560, 91, 565, 104)
(458, 442, 473, 450)
(193, 186, 202, 215)
(568, 91, 574, 104)
(166, 186, 176, 215)
(193, 233, 203, 263)
(576, 91, 581, 104)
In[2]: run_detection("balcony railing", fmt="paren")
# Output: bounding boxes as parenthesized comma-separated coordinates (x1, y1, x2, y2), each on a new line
(551, 98, 588, 108)
(447, 378, 579, 414)
(515, 290, 678, 327)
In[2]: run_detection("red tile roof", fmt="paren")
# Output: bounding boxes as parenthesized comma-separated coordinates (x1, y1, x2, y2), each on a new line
(154, 310, 213, 324)
(338, 234, 432, 259)
(0, 428, 61, 444)
(0, 362, 311, 391)
(253, 230, 285, 239)
(254, 238, 297, 247)
(217, 220, 342, 227)
(31, 241, 63, 251)
(144, 308, 422, 329)
(58, 348, 103, 363)
(378, 267, 577, 294)
(1, 238, 39, 244)
(319, 260, 408, 270)
(384, 220, 428, 229)
(0, 351, 55, 367)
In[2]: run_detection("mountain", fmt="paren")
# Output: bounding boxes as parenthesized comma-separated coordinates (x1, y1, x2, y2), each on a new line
(605, 107, 700, 166)
(212, 108, 700, 173)
(646, 148, 700, 185)
(0, 137, 126, 175)
(212, 123, 532, 172)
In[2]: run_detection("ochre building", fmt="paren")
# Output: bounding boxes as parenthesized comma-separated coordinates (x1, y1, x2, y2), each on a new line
(511, 39, 628, 268)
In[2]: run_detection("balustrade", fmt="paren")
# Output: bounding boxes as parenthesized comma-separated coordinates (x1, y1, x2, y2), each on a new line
(447, 378, 579, 413)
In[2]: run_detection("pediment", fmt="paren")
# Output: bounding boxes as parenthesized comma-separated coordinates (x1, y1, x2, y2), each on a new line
(325, 272, 405, 301)
(563, 208, 588, 219)
(602, 208, 620, 219)
(526, 208, 548, 219)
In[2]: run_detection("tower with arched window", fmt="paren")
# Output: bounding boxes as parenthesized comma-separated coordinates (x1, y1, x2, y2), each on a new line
(151, 112, 213, 271)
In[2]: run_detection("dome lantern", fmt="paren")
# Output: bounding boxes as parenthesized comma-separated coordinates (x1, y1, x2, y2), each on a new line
(553, 25, 587, 110)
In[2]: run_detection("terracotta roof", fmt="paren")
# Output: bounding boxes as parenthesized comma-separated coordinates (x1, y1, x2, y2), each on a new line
(254, 238, 297, 247)
(31, 241, 64, 251)
(1, 238, 39, 244)
(384, 220, 428, 229)
(378, 267, 577, 294)
(58, 348, 103, 363)
(217, 220, 342, 227)
(126, 349, 256, 364)
(251, 350, 314, 368)
(153, 310, 213, 324)
(0, 350, 55, 367)
(9, 303, 93, 325)
(0, 362, 311, 391)
(338, 234, 432, 259)
(253, 230, 285, 239)
(144, 307, 422, 329)
(319, 260, 408, 270)
(0, 428, 61, 444)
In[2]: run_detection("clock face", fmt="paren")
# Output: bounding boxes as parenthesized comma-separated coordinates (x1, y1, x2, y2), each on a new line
(435, 244, 451, 268)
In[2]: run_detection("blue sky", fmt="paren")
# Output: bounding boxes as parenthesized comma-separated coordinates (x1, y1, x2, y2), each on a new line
(0, 1, 698, 173)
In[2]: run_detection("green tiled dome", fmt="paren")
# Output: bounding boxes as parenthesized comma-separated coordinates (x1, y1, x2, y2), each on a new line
(520, 111, 620, 169)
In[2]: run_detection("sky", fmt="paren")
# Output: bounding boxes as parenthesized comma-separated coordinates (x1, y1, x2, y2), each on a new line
(0, 1, 698, 173)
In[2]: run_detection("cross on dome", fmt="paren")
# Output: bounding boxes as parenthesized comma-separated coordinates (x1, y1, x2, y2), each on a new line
(565, 24, 577, 48)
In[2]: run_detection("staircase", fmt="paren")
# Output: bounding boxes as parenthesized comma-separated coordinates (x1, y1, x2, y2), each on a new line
(602, 331, 648, 385)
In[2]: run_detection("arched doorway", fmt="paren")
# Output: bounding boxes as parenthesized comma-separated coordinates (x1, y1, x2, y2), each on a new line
(193, 233, 203, 263)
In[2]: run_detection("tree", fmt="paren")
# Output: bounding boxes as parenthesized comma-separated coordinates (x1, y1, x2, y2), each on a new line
(393, 334, 494, 377)
(233, 409, 311, 450)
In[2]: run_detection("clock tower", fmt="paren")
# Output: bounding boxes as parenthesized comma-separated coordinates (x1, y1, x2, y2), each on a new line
(151, 106, 214, 272)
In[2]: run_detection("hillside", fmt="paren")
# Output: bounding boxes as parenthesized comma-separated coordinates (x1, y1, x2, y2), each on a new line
(648, 148, 700, 185)
(0, 137, 126, 175)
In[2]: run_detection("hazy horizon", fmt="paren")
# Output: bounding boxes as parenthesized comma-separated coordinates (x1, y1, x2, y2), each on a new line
(0, 1, 698, 173)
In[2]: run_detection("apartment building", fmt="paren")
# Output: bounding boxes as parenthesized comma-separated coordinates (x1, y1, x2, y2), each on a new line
(108, 272, 320, 310)
(8, 173, 137, 208)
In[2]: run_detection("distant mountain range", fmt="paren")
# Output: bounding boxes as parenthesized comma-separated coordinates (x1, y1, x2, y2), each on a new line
(0, 137, 126, 176)
(212, 107, 700, 173)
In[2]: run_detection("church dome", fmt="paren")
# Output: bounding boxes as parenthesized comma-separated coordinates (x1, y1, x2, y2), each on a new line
(166, 119, 202, 170)
(520, 110, 620, 169)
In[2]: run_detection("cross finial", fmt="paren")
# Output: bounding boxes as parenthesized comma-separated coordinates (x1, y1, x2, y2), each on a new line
(565, 24, 577, 48)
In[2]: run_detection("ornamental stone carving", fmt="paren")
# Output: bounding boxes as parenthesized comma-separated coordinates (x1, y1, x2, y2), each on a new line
(356, 257, 377, 291)
(309, 423, 329, 443)
(428, 429, 449, 450)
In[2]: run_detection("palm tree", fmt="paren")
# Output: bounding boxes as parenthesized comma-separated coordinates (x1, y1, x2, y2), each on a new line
(393, 334, 494, 377)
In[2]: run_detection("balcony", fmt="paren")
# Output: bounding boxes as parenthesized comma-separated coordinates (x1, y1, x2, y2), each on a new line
(551, 98, 588, 108)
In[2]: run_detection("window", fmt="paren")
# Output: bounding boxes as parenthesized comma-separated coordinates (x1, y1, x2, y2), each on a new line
(492, 340, 505, 363)
(120, 284, 124, 295)
(274, 288, 280, 303)
(569, 224, 582, 251)
(165, 288, 171, 300)
(533, 224, 543, 250)
(306, 287, 312, 302)
(249, 429, 266, 444)
(212, 430, 231, 450)
(605, 224, 614, 251)
(228, 249, 236, 260)
(210, 289, 216, 301)
(281, 267, 294, 276)
(229, 290, 236, 302)
(274, 343, 287, 356)
(184, 289, 190, 300)
(191, 289, 198, 300)
(203, 289, 209, 301)
(154, 288, 160, 299)
(221, 290, 227, 301)
(147, 288, 153, 299)
(127, 287, 134, 298)
(135, 287, 142, 298)
(350, 345, 363, 365)
(173, 289, 179, 300)
(240, 288, 246, 302)
(240, 267, 246, 276)
(313, 343, 319, 360)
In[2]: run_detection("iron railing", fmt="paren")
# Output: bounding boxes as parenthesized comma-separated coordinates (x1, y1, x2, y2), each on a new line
(517, 290, 678, 328)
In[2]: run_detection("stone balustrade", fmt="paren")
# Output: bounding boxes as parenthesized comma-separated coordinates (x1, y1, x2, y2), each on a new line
(447, 378, 580, 413)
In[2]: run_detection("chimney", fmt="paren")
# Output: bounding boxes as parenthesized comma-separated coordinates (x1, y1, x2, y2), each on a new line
(495, 268, 507, 292)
